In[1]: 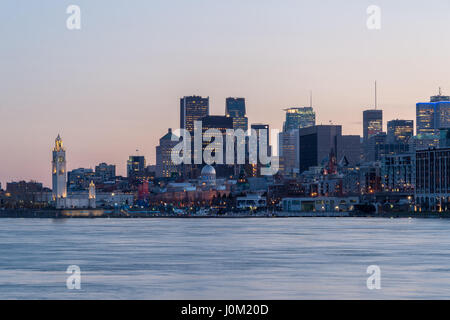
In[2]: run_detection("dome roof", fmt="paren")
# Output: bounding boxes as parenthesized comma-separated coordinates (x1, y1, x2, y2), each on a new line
(201, 165, 216, 177)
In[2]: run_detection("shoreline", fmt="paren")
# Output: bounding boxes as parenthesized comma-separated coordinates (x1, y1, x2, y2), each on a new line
(0, 209, 449, 219)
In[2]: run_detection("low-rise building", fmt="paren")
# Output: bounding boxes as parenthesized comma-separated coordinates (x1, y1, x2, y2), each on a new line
(416, 147, 450, 211)
(282, 196, 359, 212)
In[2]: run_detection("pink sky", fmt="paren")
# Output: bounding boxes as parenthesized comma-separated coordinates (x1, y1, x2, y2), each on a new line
(1, 1, 450, 187)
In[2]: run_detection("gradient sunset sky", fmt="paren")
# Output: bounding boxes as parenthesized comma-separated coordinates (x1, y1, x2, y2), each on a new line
(1, 0, 450, 187)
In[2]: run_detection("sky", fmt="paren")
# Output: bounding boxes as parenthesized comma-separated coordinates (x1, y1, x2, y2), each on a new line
(1, 0, 450, 187)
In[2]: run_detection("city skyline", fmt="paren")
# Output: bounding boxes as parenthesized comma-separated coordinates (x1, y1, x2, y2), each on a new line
(2, 0, 450, 187)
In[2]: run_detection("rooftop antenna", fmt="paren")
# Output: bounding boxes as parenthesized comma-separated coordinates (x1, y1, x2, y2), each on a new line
(374, 81, 378, 110)
(439, 87, 442, 96)
(310, 90, 313, 108)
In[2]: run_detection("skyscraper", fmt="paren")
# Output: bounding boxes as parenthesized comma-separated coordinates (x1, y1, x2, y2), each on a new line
(251, 124, 271, 177)
(180, 96, 209, 133)
(283, 107, 316, 131)
(416, 90, 450, 136)
(225, 97, 248, 131)
(363, 109, 383, 142)
(156, 128, 181, 178)
(387, 119, 414, 144)
(279, 107, 315, 176)
(298, 125, 341, 173)
(251, 123, 271, 156)
(127, 155, 146, 181)
(52, 134, 67, 200)
(278, 130, 299, 176)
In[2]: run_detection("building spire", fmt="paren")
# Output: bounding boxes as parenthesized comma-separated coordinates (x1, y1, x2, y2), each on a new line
(54, 134, 64, 152)
(374, 81, 378, 110)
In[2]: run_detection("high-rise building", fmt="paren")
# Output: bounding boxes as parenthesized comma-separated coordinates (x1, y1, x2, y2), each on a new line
(225, 97, 248, 131)
(297, 125, 360, 173)
(387, 119, 414, 144)
(127, 155, 146, 181)
(250, 124, 272, 176)
(298, 125, 341, 173)
(278, 129, 299, 176)
(283, 107, 316, 131)
(363, 109, 383, 142)
(364, 132, 411, 162)
(156, 128, 181, 178)
(202, 116, 235, 177)
(52, 134, 67, 200)
(337, 135, 361, 167)
(416, 90, 450, 136)
(180, 96, 209, 133)
(279, 107, 316, 176)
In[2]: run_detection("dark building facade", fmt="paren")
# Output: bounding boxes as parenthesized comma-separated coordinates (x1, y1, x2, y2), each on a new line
(127, 155, 146, 183)
(363, 109, 383, 142)
(387, 119, 414, 144)
(180, 96, 210, 134)
(299, 125, 341, 173)
(416, 147, 450, 211)
(225, 97, 248, 131)
(95, 163, 116, 182)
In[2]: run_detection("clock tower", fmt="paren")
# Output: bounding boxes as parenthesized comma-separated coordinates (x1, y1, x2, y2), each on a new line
(52, 134, 67, 201)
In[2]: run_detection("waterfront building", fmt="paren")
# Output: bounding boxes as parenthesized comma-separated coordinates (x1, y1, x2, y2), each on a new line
(200, 165, 216, 187)
(50, 135, 100, 209)
(381, 153, 415, 193)
(52, 135, 67, 200)
(236, 194, 267, 210)
(282, 196, 359, 213)
(226, 97, 248, 131)
(416, 147, 450, 211)
(180, 95, 209, 134)
(6, 181, 44, 195)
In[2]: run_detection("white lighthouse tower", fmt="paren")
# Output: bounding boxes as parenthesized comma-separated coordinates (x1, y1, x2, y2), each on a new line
(52, 134, 67, 206)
